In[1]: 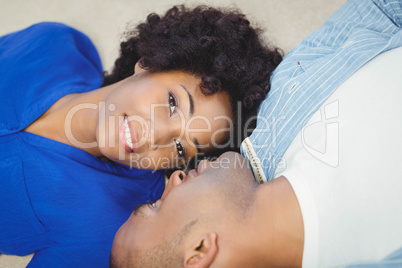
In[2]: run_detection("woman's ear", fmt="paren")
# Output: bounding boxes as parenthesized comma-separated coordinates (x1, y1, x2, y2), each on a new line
(134, 60, 146, 74)
(184, 232, 218, 268)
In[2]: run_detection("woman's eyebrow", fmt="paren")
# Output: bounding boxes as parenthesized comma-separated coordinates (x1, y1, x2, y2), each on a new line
(193, 138, 201, 154)
(180, 84, 194, 116)
(179, 84, 201, 154)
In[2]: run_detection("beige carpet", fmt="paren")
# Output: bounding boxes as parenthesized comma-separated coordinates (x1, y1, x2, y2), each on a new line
(0, 0, 345, 267)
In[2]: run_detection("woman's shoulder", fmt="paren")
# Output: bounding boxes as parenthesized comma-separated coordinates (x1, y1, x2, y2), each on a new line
(13, 22, 81, 36)
(1, 22, 93, 51)
(0, 22, 103, 136)
(24, 21, 75, 31)
(13, 22, 90, 44)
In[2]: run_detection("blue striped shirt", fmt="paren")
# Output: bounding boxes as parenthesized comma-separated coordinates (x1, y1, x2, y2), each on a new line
(241, 0, 402, 183)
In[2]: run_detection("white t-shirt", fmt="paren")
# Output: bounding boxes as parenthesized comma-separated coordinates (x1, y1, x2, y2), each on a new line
(276, 47, 402, 267)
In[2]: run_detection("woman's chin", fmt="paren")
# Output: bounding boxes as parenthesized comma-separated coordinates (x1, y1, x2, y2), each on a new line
(98, 147, 177, 170)
(97, 146, 125, 163)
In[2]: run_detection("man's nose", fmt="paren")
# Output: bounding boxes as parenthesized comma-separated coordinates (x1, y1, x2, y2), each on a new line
(161, 170, 185, 199)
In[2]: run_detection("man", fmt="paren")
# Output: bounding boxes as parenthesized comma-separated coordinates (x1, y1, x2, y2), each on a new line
(110, 0, 402, 266)
(111, 152, 305, 267)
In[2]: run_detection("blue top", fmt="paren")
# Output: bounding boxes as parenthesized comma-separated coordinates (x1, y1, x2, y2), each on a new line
(0, 22, 165, 267)
(241, 0, 402, 183)
(345, 247, 402, 268)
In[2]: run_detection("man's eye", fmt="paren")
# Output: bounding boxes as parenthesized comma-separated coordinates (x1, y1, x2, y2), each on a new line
(168, 93, 177, 116)
(175, 139, 185, 158)
(146, 200, 156, 208)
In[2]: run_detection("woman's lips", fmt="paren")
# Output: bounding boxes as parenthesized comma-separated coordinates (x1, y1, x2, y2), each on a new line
(119, 116, 138, 153)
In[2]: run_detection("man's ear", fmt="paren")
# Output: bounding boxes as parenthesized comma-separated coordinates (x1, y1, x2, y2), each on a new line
(184, 232, 218, 268)
(134, 60, 146, 74)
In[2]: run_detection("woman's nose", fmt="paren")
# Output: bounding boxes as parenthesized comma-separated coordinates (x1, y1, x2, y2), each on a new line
(148, 112, 185, 148)
(161, 170, 185, 199)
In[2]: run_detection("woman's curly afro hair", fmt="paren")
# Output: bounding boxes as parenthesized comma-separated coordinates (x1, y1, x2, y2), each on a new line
(102, 5, 283, 163)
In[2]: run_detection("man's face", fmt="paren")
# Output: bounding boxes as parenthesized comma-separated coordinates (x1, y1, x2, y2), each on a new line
(111, 151, 256, 263)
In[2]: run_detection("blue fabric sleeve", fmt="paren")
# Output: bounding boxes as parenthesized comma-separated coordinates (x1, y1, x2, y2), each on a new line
(241, 0, 402, 182)
(344, 247, 402, 268)
(373, 0, 402, 27)
(0, 22, 103, 135)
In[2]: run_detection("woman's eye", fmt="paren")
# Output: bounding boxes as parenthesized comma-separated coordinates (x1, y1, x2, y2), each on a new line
(175, 139, 185, 158)
(168, 93, 177, 116)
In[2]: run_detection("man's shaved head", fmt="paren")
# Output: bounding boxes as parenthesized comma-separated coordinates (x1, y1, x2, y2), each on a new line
(110, 219, 199, 268)
(110, 152, 259, 268)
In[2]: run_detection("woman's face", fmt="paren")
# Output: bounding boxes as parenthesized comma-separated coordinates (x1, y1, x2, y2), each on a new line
(96, 64, 233, 170)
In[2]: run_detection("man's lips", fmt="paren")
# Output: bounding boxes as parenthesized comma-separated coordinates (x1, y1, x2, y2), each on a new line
(188, 169, 199, 177)
(197, 159, 208, 174)
(119, 115, 138, 153)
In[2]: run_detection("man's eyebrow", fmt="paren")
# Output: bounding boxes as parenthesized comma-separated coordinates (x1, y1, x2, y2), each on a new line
(132, 204, 148, 218)
(180, 84, 194, 116)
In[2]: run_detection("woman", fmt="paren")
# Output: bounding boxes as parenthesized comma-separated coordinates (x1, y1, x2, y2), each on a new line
(0, 5, 282, 267)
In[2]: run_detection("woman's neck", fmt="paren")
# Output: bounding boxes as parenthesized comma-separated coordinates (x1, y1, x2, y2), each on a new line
(24, 80, 124, 156)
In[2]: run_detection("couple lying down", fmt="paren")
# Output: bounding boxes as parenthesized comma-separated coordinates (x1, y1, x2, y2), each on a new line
(2, 0, 402, 267)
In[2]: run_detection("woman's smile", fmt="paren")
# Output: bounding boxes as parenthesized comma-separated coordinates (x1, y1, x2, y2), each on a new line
(119, 115, 138, 153)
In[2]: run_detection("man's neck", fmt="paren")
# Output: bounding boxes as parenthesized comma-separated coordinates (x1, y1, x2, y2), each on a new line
(246, 176, 304, 267)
